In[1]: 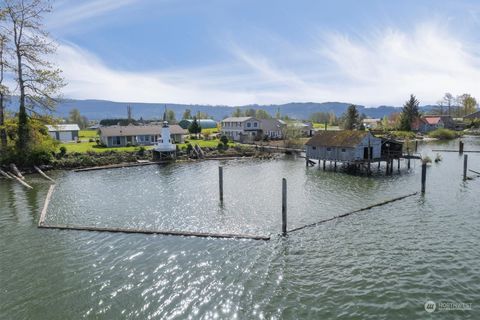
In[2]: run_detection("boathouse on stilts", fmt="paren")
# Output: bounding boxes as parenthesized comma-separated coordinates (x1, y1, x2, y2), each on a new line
(305, 130, 412, 174)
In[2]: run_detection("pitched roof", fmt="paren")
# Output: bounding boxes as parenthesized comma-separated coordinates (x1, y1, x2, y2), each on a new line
(305, 130, 369, 148)
(222, 117, 256, 122)
(423, 117, 442, 125)
(465, 110, 480, 119)
(99, 124, 187, 136)
(46, 124, 80, 132)
(260, 119, 284, 131)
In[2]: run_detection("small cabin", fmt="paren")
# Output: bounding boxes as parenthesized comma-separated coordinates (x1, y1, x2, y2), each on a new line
(305, 131, 382, 162)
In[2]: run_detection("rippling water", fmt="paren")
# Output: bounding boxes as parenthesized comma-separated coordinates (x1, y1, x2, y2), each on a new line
(1, 138, 479, 319)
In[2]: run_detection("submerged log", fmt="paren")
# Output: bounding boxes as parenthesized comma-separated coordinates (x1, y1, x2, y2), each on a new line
(10, 163, 24, 180)
(0, 168, 12, 179)
(9, 172, 33, 189)
(34, 165, 55, 182)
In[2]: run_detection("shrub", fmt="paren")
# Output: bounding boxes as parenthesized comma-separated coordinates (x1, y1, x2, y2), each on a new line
(88, 138, 94, 142)
(137, 146, 146, 156)
(186, 143, 193, 153)
(58, 146, 67, 158)
(220, 135, 229, 145)
(427, 128, 461, 140)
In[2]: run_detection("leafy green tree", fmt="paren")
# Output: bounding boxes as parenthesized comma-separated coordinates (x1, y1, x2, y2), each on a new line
(0, 32, 7, 150)
(182, 109, 192, 119)
(68, 108, 88, 129)
(166, 109, 176, 123)
(245, 108, 255, 117)
(343, 104, 359, 130)
(188, 116, 202, 138)
(399, 94, 420, 131)
(255, 109, 271, 119)
(4, 0, 65, 152)
(232, 107, 243, 117)
(457, 94, 477, 116)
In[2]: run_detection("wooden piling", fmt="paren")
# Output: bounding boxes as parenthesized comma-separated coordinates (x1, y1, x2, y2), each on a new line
(219, 166, 224, 203)
(421, 163, 427, 194)
(463, 154, 468, 181)
(323, 160, 326, 171)
(386, 160, 389, 175)
(415, 140, 418, 152)
(407, 158, 411, 169)
(397, 159, 400, 171)
(459, 141, 464, 154)
(282, 178, 287, 236)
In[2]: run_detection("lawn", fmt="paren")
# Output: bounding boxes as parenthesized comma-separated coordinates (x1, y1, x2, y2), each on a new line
(178, 138, 234, 149)
(79, 129, 99, 139)
(59, 141, 153, 153)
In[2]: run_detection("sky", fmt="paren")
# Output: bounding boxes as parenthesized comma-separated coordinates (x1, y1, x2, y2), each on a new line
(46, 0, 480, 107)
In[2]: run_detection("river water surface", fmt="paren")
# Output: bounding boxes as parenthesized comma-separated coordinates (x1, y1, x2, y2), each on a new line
(1, 138, 479, 319)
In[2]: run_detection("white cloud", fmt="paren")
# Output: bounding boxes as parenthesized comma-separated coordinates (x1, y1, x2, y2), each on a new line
(55, 22, 480, 106)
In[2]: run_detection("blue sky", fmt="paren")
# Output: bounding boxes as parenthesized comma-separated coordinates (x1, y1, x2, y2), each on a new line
(47, 0, 480, 106)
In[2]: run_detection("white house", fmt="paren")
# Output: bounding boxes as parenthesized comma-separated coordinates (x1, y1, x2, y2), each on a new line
(46, 124, 80, 142)
(220, 117, 262, 142)
(99, 124, 186, 147)
(305, 130, 382, 162)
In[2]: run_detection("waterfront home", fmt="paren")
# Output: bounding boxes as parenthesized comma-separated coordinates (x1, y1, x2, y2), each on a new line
(305, 130, 382, 162)
(99, 124, 187, 147)
(260, 119, 285, 139)
(178, 119, 218, 130)
(46, 124, 80, 142)
(220, 117, 262, 142)
(288, 121, 314, 137)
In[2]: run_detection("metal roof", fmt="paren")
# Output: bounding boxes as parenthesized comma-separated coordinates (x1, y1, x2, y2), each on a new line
(46, 124, 80, 132)
(305, 130, 370, 148)
(99, 124, 187, 137)
(222, 117, 256, 122)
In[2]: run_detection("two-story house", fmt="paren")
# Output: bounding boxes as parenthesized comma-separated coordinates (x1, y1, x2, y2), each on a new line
(220, 117, 262, 142)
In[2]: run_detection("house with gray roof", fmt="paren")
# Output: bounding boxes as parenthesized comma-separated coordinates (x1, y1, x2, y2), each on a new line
(259, 119, 285, 139)
(46, 124, 80, 142)
(99, 124, 187, 147)
(220, 117, 261, 142)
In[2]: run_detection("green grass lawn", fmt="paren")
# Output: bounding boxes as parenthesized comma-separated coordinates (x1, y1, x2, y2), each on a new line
(178, 138, 235, 149)
(79, 129, 98, 139)
(59, 141, 153, 153)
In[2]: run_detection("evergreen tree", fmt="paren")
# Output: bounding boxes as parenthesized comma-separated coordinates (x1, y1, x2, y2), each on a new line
(166, 109, 176, 123)
(343, 105, 359, 130)
(188, 116, 202, 138)
(399, 94, 420, 131)
(232, 107, 243, 117)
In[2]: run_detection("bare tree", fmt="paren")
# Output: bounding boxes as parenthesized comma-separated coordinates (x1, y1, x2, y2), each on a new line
(3, 0, 64, 150)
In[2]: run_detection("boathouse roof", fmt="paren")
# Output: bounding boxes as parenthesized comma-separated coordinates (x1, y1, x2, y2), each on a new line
(46, 124, 80, 132)
(305, 130, 370, 148)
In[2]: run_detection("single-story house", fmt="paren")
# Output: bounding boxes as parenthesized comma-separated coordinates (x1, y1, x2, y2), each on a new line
(260, 119, 285, 139)
(46, 124, 80, 142)
(99, 124, 187, 147)
(412, 115, 454, 133)
(289, 121, 315, 137)
(178, 119, 218, 130)
(305, 130, 382, 162)
(220, 117, 262, 142)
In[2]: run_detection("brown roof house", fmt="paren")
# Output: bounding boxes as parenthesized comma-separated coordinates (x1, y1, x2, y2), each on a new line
(99, 124, 187, 147)
(305, 130, 382, 162)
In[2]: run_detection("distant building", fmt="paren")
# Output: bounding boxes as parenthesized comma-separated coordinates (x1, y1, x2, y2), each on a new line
(99, 124, 187, 147)
(305, 130, 382, 162)
(259, 119, 285, 139)
(220, 117, 261, 142)
(178, 119, 218, 130)
(289, 121, 314, 137)
(412, 115, 455, 133)
(46, 124, 80, 142)
(362, 118, 381, 129)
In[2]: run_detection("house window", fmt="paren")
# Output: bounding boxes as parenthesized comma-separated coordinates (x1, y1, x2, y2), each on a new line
(341, 148, 346, 152)
(312, 146, 316, 150)
(254, 122, 258, 127)
(247, 123, 251, 128)
(115, 136, 121, 145)
(327, 147, 332, 151)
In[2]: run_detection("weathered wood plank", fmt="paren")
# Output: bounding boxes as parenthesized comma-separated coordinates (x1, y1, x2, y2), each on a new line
(38, 224, 270, 241)
(34, 165, 55, 182)
(38, 184, 55, 226)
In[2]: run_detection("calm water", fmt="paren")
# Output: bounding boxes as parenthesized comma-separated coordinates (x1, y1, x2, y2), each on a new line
(1, 138, 479, 319)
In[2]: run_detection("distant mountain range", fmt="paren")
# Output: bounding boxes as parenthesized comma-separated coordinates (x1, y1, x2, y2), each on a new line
(6, 98, 436, 121)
